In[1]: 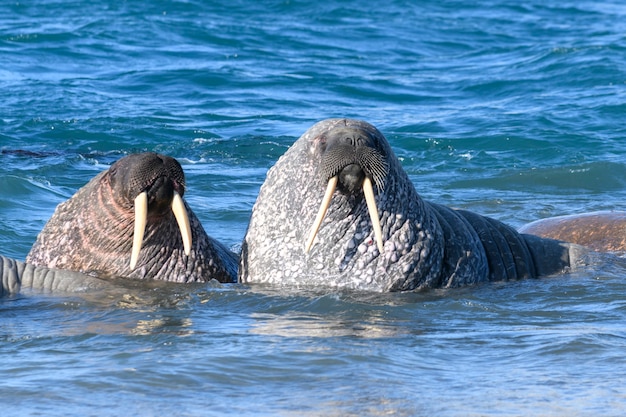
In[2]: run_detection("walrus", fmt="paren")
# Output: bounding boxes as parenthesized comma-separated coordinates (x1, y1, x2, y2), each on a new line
(519, 211, 626, 253)
(26, 152, 237, 283)
(1, 255, 111, 296)
(239, 118, 590, 292)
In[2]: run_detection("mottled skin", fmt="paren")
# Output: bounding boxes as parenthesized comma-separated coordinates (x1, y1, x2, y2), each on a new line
(239, 118, 588, 292)
(520, 211, 626, 253)
(26, 153, 237, 283)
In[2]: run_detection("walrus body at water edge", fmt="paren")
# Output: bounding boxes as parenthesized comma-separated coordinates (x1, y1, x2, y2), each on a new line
(1, 255, 112, 297)
(22, 152, 236, 284)
(520, 211, 626, 253)
(239, 118, 599, 292)
(0, 126, 612, 297)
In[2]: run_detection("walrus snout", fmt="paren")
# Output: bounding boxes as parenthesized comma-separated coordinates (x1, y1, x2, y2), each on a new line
(109, 153, 185, 201)
(305, 127, 388, 254)
(106, 153, 192, 270)
(319, 128, 388, 191)
(131, 189, 192, 270)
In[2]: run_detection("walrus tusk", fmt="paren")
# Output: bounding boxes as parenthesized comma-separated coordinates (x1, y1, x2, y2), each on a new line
(305, 175, 338, 253)
(130, 191, 192, 270)
(305, 175, 384, 253)
(130, 191, 148, 270)
(363, 176, 384, 252)
(171, 191, 192, 256)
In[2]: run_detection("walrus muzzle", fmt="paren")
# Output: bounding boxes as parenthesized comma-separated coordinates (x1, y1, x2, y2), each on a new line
(130, 191, 192, 270)
(305, 134, 388, 253)
(117, 153, 193, 270)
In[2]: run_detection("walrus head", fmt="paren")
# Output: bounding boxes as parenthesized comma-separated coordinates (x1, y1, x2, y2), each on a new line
(27, 152, 238, 283)
(240, 118, 442, 291)
(306, 125, 388, 253)
(106, 153, 192, 269)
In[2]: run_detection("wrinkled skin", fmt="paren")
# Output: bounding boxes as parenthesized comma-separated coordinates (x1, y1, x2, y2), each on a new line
(520, 211, 626, 253)
(239, 118, 590, 292)
(1, 255, 110, 296)
(26, 153, 237, 283)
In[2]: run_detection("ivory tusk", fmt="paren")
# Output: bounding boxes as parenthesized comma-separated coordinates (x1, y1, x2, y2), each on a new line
(363, 176, 384, 252)
(171, 191, 192, 256)
(305, 176, 338, 252)
(130, 191, 148, 270)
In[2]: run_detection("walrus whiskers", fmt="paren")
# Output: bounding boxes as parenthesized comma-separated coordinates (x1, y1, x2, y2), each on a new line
(305, 175, 338, 252)
(305, 175, 384, 253)
(130, 190, 192, 270)
(171, 191, 192, 256)
(130, 191, 148, 270)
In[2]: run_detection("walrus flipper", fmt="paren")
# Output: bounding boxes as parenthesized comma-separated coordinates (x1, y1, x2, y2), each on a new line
(1, 255, 110, 296)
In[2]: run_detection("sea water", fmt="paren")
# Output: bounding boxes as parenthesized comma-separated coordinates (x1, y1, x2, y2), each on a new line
(2, 0, 626, 415)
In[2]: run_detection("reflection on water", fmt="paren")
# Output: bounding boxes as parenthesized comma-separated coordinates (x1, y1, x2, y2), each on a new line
(132, 317, 194, 336)
(249, 312, 409, 339)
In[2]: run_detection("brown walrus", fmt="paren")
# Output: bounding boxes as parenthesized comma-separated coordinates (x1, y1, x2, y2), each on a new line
(26, 152, 237, 283)
(239, 118, 591, 292)
(519, 211, 626, 253)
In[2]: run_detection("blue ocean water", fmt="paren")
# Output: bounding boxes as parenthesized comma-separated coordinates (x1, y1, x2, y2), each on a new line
(2, 0, 626, 415)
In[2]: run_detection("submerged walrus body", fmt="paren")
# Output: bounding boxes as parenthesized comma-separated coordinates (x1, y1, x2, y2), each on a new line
(520, 211, 626, 253)
(239, 118, 588, 292)
(27, 153, 237, 283)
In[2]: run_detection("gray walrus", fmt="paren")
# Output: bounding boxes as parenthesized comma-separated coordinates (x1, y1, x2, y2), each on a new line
(1, 255, 111, 297)
(520, 211, 626, 253)
(239, 118, 590, 292)
(26, 152, 237, 283)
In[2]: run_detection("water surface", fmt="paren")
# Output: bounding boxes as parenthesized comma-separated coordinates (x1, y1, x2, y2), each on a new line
(2, 0, 626, 415)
